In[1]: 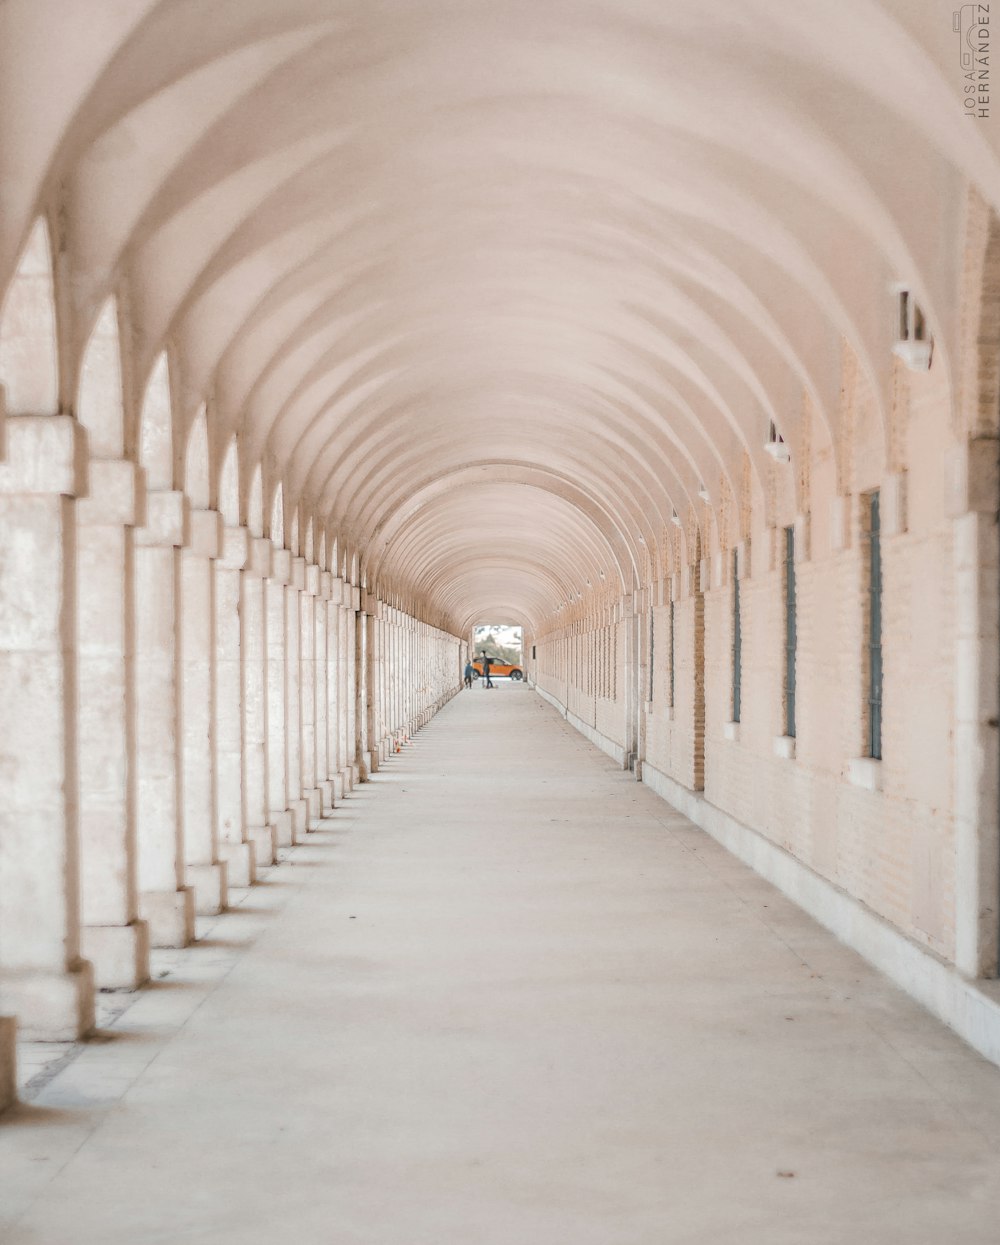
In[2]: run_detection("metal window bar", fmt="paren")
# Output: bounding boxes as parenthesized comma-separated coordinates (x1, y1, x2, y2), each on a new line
(732, 549, 742, 724)
(648, 608, 655, 702)
(785, 526, 796, 738)
(868, 491, 883, 760)
(669, 599, 675, 707)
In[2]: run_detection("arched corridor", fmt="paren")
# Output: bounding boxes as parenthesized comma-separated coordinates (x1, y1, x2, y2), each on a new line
(5, 686, 1000, 1244)
(3, 1, 1000, 1236)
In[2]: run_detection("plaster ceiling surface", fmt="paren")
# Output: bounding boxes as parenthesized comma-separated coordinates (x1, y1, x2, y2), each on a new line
(0, 0, 996, 632)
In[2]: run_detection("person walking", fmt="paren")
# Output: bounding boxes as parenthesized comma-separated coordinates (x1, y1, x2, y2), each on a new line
(463, 658, 475, 689)
(481, 652, 494, 689)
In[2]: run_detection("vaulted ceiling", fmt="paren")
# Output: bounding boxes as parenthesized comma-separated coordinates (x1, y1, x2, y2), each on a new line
(0, 0, 995, 631)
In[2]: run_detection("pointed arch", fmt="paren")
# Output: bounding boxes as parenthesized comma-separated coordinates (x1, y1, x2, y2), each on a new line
(270, 480, 285, 546)
(0, 218, 58, 415)
(219, 437, 240, 527)
(78, 297, 124, 457)
(185, 406, 210, 509)
(248, 462, 264, 537)
(140, 353, 173, 490)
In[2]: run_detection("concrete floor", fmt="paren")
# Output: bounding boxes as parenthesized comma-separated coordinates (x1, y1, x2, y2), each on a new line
(3, 684, 1000, 1244)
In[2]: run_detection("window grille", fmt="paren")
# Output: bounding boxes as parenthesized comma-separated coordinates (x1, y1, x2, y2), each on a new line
(648, 608, 655, 701)
(668, 598, 676, 707)
(784, 526, 796, 738)
(868, 492, 883, 760)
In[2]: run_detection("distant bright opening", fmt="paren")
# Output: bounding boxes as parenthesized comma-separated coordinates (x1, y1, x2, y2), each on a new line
(470, 624, 524, 682)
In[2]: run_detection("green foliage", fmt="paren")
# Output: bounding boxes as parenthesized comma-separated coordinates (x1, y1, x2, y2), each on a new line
(472, 630, 522, 665)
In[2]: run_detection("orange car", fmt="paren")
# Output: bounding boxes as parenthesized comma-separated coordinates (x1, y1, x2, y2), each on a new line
(472, 660, 523, 681)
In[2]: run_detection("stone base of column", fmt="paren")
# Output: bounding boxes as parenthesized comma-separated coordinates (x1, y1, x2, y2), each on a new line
(368, 751, 379, 775)
(333, 774, 345, 801)
(186, 862, 228, 916)
(341, 767, 354, 794)
(289, 798, 309, 842)
(305, 787, 322, 828)
(381, 739, 390, 762)
(271, 810, 294, 848)
(0, 961, 95, 1042)
(81, 920, 150, 991)
(352, 763, 361, 785)
(0, 1016, 15, 1115)
(318, 780, 334, 816)
(220, 841, 256, 889)
(250, 824, 277, 868)
(141, 887, 196, 948)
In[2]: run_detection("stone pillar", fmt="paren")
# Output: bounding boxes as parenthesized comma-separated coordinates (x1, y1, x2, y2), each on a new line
(315, 572, 334, 814)
(286, 557, 307, 838)
(242, 537, 276, 867)
(215, 526, 254, 888)
(0, 415, 95, 1039)
(379, 609, 389, 760)
(340, 589, 355, 791)
(327, 577, 344, 800)
(355, 591, 370, 779)
(77, 457, 150, 988)
(951, 439, 1000, 978)
(135, 490, 195, 947)
(180, 509, 227, 914)
(299, 563, 321, 826)
(266, 549, 293, 844)
(365, 600, 379, 774)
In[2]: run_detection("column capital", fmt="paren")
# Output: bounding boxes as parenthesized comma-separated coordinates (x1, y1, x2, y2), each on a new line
(305, 564, 321, 596)
(244, 536, 272, 579)
(0, 414, 86, 497)
(319, 571, 332, 600)
(218, 525, 250, 571)
(290, 556, 306, 591)
(135, 489, 187, 547)
(187, 508, 222, 559)
(329, 576, 345, 606)
(270, 547, 292, 585)
(77, 458, 145, 527)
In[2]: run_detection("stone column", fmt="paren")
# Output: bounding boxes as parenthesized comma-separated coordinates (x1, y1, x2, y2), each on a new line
(315, 571, 334, 814)
(0, 415, 95, 1039)
(355, 590, 370, 779)
(242, 537, 276, 867)
(286, 557, 307, 838)
(951, 439, 1000, 978)
(340, 589, 355, 791)
(299, 563, 321, 826)
(134, 490, 195, 947)
(365, 599, 380, 774)
(378, 609, 388, 761)
(180, 509, 227, 914)
(266, 549, 293, 844)
(77, 457, 149, 988)
(215, 526, 254, 888)
(327, 577, 344, 800)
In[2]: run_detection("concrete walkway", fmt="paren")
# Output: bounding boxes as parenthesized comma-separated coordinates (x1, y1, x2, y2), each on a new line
(3, 684, 1000, 1244)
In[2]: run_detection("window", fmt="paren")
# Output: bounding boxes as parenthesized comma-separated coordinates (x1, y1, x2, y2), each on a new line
(531, 644, 536, 661)
(648, 608, 655, 701)
(668, 598, 675, 708)
(732, 549, 742, 724)
(867, 492, 883, 760)
(784, 526, 796, 738)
